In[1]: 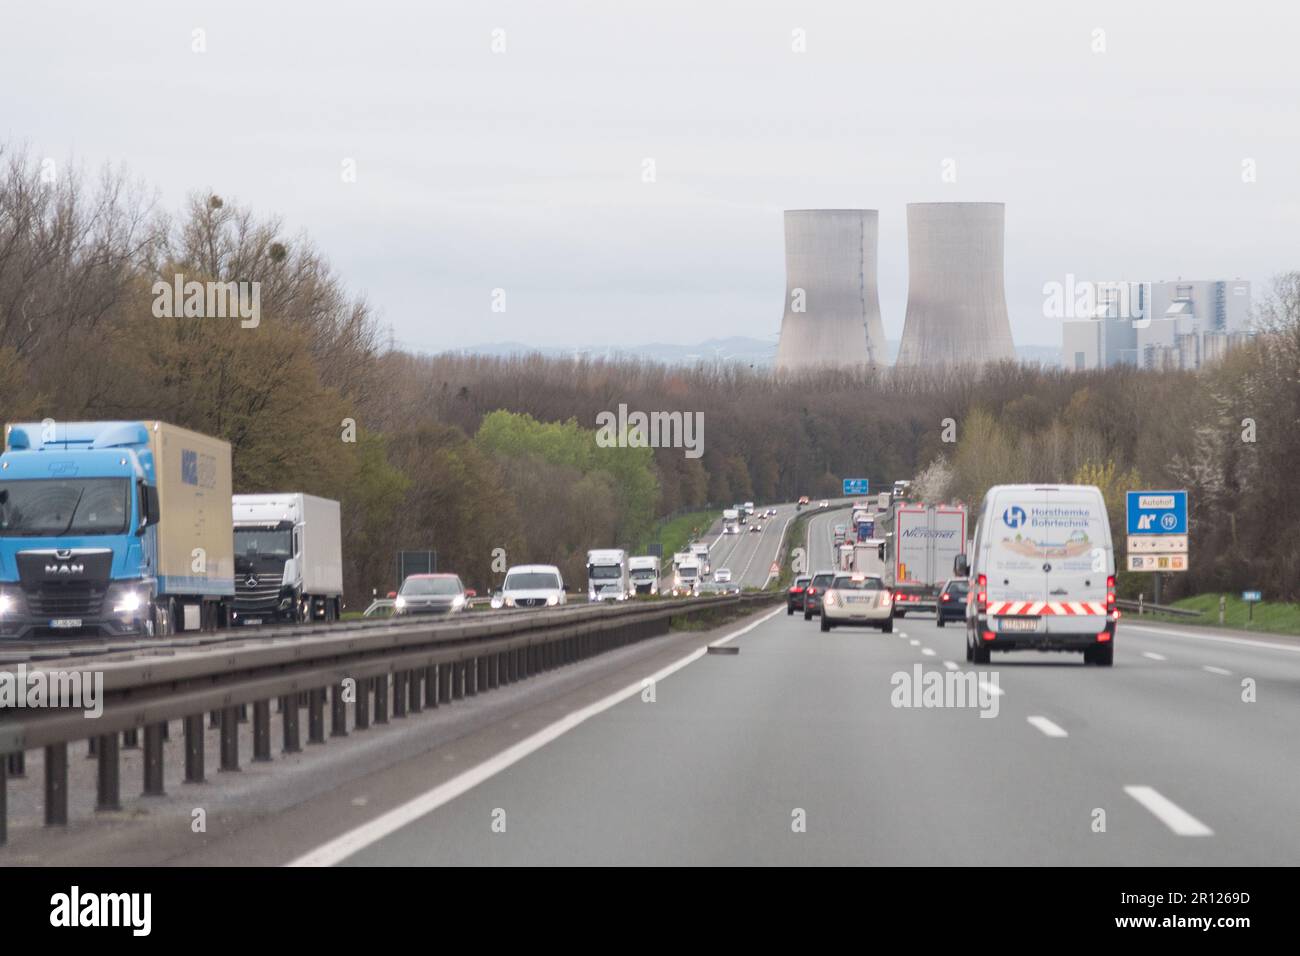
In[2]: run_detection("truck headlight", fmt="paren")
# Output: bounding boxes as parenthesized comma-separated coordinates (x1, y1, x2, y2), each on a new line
(546, 595, 559, 606)
(490, 596, 504, 609)
(113, 590, 143, 614)
(0, 592, 12, 615)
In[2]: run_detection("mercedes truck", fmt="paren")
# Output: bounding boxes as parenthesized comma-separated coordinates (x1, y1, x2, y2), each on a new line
(586, 548, 631, 601)
(0, 420, 234, 638)
(628, 555, 661, 595)
(231, 493, 344, 625)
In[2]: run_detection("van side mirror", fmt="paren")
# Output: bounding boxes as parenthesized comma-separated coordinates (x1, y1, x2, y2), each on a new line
(954, 553, 969, 577)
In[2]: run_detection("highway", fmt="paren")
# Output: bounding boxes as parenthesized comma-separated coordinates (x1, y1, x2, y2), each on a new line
(4, 498, 1299, 866)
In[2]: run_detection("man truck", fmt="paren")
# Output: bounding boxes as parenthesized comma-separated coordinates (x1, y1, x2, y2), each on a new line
(231, 493, 344, 625)
(0, 420, 234, 638)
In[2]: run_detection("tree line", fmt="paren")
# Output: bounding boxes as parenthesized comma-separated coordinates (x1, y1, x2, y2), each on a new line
(2, 147, 1296, 602)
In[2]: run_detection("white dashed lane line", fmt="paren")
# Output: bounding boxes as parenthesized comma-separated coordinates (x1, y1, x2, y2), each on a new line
(1026, 716, 1068, 738)
(920, 648, 935, 657)
(943, 661, 959, 671)
(1124, 786, 1214, 837)
(1142, 651, 1167, 662)
(978, 679, 1004, 698)
(1203, 665, 1232, 676)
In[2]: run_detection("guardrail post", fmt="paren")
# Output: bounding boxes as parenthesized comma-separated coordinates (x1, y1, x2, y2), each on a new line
(425, 666, 439, 708)
(452, 662, 465, 699)
(374, 675, 390, 724)
(282, 696, 302, 753)
(469, 658, 481, 696)
(220, 706, 240, 771)
(253, 700, 272, 761)
(143, 723, 165, 796)
(489, 654, 499, 689)
(6, 751, 22, 778)
(409, 671, 423, 713)
(331, 684, 349, 737)
(87, 736, 98, 758)
(184, 715, 205, 783)
(393, 673, 409, 718)
(440, 663, 453, 703)
(96, 732, 122, 811)
(0, 753, 6, 846)
(210, 709, 221, 729)
(354, 678, 371, 729)
(45, 743, 68, 826)
(309, 688, 327, 742)
(122, 728, 139, 750)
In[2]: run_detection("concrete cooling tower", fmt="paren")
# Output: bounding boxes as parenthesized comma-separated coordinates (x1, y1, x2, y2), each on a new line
(774, 209, 887, 371)
(896, 202, 1016, 366)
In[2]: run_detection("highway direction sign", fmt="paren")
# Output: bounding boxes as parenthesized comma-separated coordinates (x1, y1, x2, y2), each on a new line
(1128, 534, 1188, 554)
(1127, 554, 1188, 572)
(1243, 590, 1263, 602)
(1126, 491, 1188, 535)
(843, 478, 870, 495)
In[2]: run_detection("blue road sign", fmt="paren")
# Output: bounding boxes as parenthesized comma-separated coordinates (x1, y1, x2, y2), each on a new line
(1126, 490, 1188, 535)
(1242, 590, 1262, 602)
(843, 478, 870, 496)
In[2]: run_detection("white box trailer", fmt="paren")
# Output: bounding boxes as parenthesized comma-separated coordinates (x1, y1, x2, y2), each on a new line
(232, 493, 343, 624)
(888, 504, 967, 615)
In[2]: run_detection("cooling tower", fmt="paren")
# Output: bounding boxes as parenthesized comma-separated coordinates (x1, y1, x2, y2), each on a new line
(774, 209, 886, 371)
(896, 202, 1016, 366)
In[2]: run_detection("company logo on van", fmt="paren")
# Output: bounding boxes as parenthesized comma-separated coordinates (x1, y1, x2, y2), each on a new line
(1002, 506, 1027, 528)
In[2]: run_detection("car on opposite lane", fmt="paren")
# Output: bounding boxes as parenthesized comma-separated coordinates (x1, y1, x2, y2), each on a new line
(394, 573, 469, 616)
(714, 568, 733, 584)
(820, 573, 894, 632)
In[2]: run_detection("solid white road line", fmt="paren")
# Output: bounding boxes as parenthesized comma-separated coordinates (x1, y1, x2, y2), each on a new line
(1125, 623, 1300, 654)
(1202, 665, 1232, 676)
(920, 648, 936, 657)
(1142, 651, 1167, 661)
(1026, 716, 1068, 738)
(288, 606, 785, 867)
(1124, 785, 1214, 837)
(943, 661, 960, 671)
(978, 679, 1004, 698)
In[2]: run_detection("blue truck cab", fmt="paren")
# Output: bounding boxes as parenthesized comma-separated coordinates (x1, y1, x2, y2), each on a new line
(0, 420, 234, 639)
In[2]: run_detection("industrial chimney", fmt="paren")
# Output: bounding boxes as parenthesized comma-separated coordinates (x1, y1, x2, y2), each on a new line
(774, 209, 886, 371)
(896, 202, 1016, 366)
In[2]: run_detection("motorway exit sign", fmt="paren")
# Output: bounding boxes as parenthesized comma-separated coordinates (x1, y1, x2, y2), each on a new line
(1126, 490, 1188, 535)
(843, 478, 870, 495)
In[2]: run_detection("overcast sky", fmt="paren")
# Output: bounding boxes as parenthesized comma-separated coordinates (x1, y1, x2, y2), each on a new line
(3, 1, 1296, 351)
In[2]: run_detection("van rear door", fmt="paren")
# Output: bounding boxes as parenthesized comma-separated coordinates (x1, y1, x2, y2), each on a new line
(1038, 487, 1110, 633)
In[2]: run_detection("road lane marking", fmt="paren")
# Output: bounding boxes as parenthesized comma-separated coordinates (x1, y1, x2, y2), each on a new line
(943, 660, 959, 671)
(1202, 665, 1231, 676)
(978, 679, 1004, 697)
(920, 648, 935, 656)
(288, 606, 785, 866)
(1026, 716, 1068, 738)
(1124, 623, 1300, 655)
(909, 639, 920, 646)
(1124, 786, 1213, 837)
(1142, 652, 1167, 661)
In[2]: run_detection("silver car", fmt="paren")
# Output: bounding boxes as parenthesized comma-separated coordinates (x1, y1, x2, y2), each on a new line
(394, 574, 468, 615)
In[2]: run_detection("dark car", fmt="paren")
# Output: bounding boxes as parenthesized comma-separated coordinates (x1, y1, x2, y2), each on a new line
(786, 575, 812, 614)
(394, 573, 468, 615)
(936, 578, 969, 626)
(802, 571, 837, 620)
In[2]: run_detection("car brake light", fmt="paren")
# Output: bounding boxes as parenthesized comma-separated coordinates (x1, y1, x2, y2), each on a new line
(941, 592, 950, 601)
(977, 574, 988, 613)
(808, 587, 817, 595)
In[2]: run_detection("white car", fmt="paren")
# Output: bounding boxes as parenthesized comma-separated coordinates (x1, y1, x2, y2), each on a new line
(818, 500, 830, 509)
(749, 523, 762, 533)
(820, 573, 894, 632)
(492, 564, 567, 609)
(714, 568, 732, 584)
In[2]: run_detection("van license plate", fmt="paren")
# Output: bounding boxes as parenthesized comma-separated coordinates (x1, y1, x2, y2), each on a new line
(50, 619, 82, 629)
(243, 618, 261, 626)
(998, 617, 1039, 632)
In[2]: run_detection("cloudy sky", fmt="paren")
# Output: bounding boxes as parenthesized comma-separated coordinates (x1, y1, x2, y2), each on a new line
(3, 1, 1296, 352)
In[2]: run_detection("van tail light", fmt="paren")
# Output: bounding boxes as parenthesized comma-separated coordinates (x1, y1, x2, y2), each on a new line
(1096, 630, 1111, 642)
(879, 591, 893, 608)
(982, 630, 996, 641)
(1106, 575, 1116, 616)
(976, 574, 988, 613)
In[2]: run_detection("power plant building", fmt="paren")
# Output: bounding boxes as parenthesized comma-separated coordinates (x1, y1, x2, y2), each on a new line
(896, 202, 1016, 367)
(774, 209, 887, 371)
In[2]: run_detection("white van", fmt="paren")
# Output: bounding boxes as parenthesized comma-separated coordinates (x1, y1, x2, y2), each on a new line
(956, 484, 1117, 666)
(492, 564, 567, 609)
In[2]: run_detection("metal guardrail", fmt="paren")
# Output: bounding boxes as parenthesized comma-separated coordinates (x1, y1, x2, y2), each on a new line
(1116, 598, 1202, 618)
(0, 591, 777, 846)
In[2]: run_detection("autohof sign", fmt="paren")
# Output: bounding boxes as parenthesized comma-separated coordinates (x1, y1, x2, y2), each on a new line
(1125, 490, 1189, 573)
